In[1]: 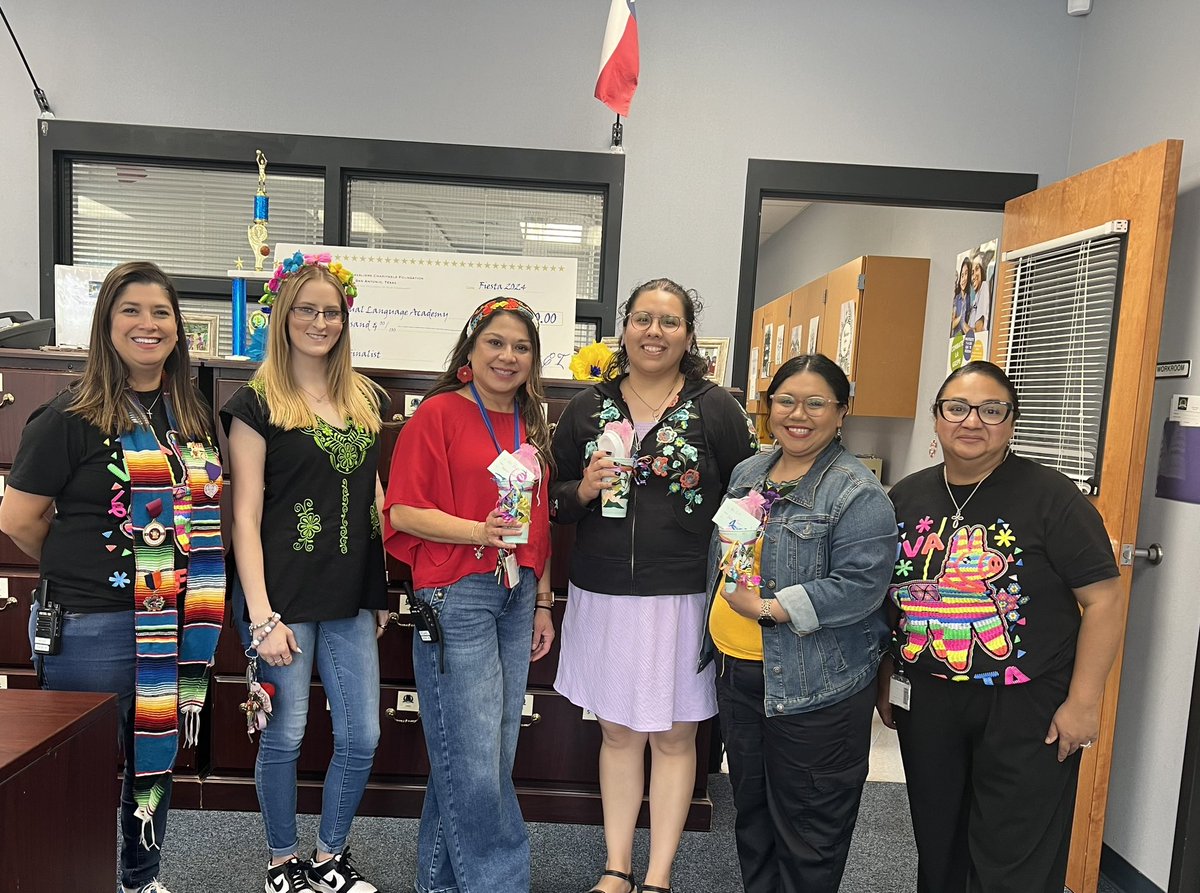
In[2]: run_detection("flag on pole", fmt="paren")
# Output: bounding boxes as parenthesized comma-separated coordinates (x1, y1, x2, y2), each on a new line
(595, 0, 639, 116)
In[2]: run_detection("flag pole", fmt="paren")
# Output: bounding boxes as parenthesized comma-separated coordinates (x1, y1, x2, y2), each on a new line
(610, 113, 624, 154)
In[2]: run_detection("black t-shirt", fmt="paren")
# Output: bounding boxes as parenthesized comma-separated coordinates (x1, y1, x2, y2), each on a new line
(8, 388, 191, 612)
(888, 454, 1118, 685)
(221, 383, 387, 623)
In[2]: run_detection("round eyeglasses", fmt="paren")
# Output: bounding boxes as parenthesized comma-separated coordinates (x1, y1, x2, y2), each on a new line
(626, 311, 683, 333)
(935, 399, 1014, 425)
(290, 306, 347, 323)
(769, 394, 840, 415)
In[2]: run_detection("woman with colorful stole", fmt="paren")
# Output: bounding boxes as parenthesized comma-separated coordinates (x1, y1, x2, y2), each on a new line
(0, 261, 225, 893)
(223, 253, 388, 893)
(385, 297, 555, 893)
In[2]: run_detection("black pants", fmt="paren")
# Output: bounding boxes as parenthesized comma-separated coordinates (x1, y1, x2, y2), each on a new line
(894, 668, 1081, 893)
(716, 654, 875, 893)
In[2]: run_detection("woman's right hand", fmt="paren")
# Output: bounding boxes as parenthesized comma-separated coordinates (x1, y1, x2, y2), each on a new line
(576, 450, 616, 505)
(875, 655, 896, 729)
(255, 621, 301, 668)
(479, 508, 524, 550)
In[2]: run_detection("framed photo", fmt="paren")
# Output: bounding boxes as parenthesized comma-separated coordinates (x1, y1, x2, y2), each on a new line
(403, 393, 423, 418)
(696, 337, 730, 385)
(181, 312, 219, 358)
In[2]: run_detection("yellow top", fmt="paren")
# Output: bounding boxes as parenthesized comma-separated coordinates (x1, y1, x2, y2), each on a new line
(709, 589, 764, 660)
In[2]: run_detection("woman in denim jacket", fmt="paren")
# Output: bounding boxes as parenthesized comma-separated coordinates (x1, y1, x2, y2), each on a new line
(701, 354, 896, 893)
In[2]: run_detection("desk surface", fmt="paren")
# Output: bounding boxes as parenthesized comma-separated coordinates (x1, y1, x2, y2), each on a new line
(0, 689, 118, 779)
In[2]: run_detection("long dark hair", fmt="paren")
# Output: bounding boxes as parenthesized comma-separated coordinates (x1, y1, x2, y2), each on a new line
(424, 305, 553, 474)
(604, 277, 709, 382)
(67, 261, 210, 440)
(766, 354, 851, 405)
(934, 360, 1020, 419)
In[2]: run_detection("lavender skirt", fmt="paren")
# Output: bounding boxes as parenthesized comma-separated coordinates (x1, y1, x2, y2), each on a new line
(553, 583, 717, 732)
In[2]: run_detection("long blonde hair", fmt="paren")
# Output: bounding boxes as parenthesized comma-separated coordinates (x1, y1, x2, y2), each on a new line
(423, 308, 554, 475)
(252, 264, 385, 431)
(68, 261, 211, 441)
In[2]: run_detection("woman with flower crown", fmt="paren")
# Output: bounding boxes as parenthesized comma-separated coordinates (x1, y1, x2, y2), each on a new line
(550, 278, 758, 893)
(0, 261, 224, 893)
(222, 252, 389, 893)
(385, 296, 555, 893)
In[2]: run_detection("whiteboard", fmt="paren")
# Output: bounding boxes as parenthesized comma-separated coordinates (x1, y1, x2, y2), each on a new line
(274, 245, 577, 375)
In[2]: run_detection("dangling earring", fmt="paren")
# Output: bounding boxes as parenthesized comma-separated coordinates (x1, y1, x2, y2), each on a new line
(928, 433, 940, 459)
(456, 363, 473, 383)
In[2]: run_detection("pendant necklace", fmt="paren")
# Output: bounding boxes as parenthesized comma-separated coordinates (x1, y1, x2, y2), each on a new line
(298, 386, 329, 404)
(626, 374, 681, 420)
(130, 389, 162, 425)
(943, 465, 996, 529)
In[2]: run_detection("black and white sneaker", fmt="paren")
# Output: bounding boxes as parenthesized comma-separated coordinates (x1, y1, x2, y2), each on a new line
(306, 847, 378, 893)
(265, 856, 315, 893)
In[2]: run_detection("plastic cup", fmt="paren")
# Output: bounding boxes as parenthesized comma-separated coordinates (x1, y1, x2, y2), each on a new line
(601, 457, 636, 518)
(499, 480, 535, 544)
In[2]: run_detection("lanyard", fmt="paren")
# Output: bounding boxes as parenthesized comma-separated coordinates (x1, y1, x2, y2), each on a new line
(467, 380, 521, 454)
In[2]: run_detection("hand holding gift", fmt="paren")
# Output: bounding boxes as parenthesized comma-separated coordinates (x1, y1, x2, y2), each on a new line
(711, 491, 768, 593)
(489, 444, 542, 544)
(596, 420, 636, 518)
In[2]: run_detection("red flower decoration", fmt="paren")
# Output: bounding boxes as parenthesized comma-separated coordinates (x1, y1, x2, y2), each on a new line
(652, 456, 670, 476)
(679, 469, 700, 489)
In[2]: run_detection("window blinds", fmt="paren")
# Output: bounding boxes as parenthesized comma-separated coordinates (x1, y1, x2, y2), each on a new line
(996, 224, 1126, 496)
(345, 178, 604, 302)
(70, 161, 324, 278)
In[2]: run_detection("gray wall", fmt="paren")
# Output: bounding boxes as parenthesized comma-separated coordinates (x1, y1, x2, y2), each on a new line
(754, 203, 1002, 485)
(1066, 2, 1200, 886)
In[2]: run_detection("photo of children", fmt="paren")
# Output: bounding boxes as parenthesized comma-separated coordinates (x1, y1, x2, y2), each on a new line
(948, 239, 997, 372)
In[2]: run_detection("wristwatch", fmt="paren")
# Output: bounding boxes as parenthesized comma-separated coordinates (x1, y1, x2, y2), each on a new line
(757, 599, 777, 628)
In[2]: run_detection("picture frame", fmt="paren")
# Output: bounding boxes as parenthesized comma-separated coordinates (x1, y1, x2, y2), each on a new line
(696, 337, 730, 385)
(181, 312, 220, 359)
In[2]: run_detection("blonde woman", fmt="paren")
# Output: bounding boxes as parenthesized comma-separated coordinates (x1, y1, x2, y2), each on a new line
(222, 252, 388, 893)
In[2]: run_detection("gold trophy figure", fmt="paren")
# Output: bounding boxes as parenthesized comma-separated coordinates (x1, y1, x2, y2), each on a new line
(248, 149, 272, 271)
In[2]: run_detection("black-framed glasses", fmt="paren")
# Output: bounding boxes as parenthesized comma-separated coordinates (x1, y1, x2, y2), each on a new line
(626, 311, 683, 333)
(769, 394, 841, 416)
(290, 306, 347, 323)
(935, 399, 1014, 425)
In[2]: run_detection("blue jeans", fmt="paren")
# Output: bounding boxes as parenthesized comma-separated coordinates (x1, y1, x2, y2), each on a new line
(413, 568, 535, 893)
(29, 607, 169, 890)
(233, 586, 381, 858)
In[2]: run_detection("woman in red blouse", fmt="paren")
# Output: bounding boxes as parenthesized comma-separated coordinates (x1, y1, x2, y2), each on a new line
(384, 297, 555, 893)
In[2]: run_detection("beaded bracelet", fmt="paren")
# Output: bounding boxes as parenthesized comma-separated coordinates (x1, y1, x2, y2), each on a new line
(250, 617, 280, 649)
(249, 611, 281, 633)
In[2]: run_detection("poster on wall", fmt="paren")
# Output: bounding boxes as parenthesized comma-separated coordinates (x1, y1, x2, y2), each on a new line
(949, 238, 997, 372)
(748, 348, 760, 401)
(761, 324, 773, 378)
(789, 325, 802, 359)
(275, 244, 576, 374)
(54, 263, 114, 348)
(836, 301, 856, 374)
(1155, 394, 1200, 504)
(774, 326, 785, 365)
(807, 316, 820, 354)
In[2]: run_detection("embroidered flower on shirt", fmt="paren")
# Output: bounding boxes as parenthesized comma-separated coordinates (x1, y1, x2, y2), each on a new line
(916, 515, 933, 534)
(109, 571, 130, 589)
(995, 527, 1016, 548)
(895, 559, 913, 578)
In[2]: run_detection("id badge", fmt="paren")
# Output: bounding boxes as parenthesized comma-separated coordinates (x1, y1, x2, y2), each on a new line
(503, 552, 520, 588)
(888, 673, 912, 710)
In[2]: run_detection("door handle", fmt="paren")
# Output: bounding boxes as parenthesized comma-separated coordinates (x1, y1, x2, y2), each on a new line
(1120, 543, 1164, 566)
(0, 393, 14, 408)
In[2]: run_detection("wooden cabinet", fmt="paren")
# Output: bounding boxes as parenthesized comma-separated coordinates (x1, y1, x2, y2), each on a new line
(746, 256, 931, 432)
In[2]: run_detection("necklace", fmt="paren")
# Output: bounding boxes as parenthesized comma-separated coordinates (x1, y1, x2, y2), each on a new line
(298, 386, 329, 404)
(625, 374, 681, 420)
(943, 465, 996, 528)
(130, 389, 162, 424)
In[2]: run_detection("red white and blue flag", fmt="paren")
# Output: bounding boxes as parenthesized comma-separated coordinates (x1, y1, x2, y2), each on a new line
(595, 0, 639, 116)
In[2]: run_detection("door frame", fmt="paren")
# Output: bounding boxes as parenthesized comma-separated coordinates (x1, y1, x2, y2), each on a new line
(733, 159, 1038, 394)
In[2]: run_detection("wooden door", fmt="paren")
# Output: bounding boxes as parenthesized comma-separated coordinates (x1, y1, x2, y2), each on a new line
(991, 139, 1183, 893)
(821, 257, 863, 369)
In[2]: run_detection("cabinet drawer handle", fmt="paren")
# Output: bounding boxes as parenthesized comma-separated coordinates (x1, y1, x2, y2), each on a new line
(385, 707, 419, 723)
(0, 393, 14, 408)
(519, 712, 542, 728)
(0, 595, 16, 612)
(388, 611, 414, 629)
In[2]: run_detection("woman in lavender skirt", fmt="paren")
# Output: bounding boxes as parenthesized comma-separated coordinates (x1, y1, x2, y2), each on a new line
(550, 279, 758, 893)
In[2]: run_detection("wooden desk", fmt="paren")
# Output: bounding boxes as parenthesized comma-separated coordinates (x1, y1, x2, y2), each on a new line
(0, 689, 119, 891)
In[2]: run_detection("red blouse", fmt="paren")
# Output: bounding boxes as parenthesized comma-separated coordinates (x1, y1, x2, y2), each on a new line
(383, 391, 550, 591)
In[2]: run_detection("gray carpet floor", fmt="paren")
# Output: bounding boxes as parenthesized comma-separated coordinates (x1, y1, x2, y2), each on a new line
(153, 776, 1124, 892)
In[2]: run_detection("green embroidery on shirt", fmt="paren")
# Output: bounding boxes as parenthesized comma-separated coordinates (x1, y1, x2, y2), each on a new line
(340, 478, 350, 555)
(294, 499, 321, 552)
(370, 504, 381, 540)
(304, 418, 375, 474)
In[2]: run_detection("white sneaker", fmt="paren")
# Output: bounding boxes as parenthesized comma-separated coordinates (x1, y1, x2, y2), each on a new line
(123, 881, 173, 893)
(306, 847, 378, 893)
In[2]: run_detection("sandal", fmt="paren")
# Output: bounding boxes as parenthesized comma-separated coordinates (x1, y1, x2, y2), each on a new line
(642, 886, 672, 893)
(586, 868, 638, 893)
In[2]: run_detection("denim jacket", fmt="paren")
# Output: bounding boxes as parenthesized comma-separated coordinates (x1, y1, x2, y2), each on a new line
(700, 440, 897, 716)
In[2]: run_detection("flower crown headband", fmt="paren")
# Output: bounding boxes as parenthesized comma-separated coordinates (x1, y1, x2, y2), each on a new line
(465, 297, 539, 338)
(261, 251, 358, 309)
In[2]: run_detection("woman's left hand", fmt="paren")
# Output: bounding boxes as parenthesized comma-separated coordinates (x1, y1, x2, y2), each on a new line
(376, 609, 390, 640)
(719, 581, 791, 624)
(1045, 696, 1101, 762)
(530, 607, 555, 662)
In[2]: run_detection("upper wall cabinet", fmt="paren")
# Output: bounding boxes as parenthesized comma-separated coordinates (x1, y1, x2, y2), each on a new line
(746, 255, 930, 422)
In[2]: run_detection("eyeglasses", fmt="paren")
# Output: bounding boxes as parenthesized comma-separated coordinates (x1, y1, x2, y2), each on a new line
(290, 306, 346, 323)
(935, 399, 1014, 425)
(627, 311, 683, 333)
(769, 394, 841, 415)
